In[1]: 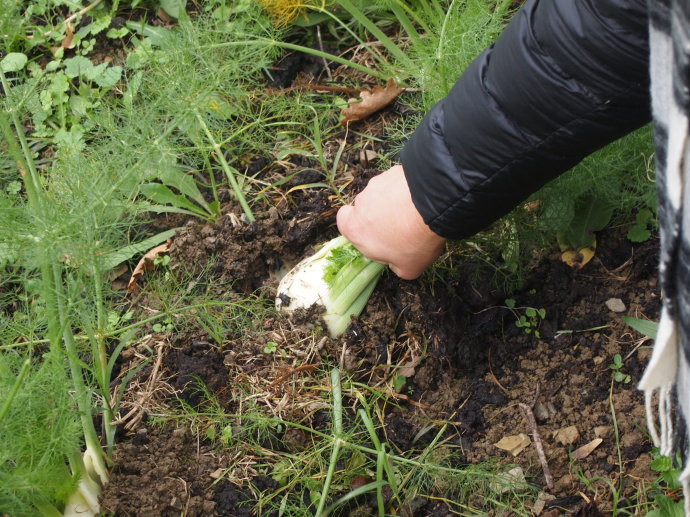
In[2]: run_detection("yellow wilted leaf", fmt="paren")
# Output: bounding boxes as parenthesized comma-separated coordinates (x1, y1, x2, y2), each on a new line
(560, 242, 596, 270)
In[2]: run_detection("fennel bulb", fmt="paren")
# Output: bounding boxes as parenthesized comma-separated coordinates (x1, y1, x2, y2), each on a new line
(276, 236, 385, 338)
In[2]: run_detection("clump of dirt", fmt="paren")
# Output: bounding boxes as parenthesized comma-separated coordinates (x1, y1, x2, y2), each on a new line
(169, 173, 334, 292)
(101, 426, 231, 516)
(102, 421, 283, 516)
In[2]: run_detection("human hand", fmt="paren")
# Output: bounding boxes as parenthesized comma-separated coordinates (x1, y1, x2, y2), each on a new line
(336, 164, 446, 280)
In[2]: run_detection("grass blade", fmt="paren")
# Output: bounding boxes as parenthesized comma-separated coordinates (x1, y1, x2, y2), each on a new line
(622, 316, 658, 339)
(322, 480, 388, 516)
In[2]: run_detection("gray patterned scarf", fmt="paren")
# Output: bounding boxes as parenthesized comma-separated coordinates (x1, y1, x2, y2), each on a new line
(639, 0, 690, 510)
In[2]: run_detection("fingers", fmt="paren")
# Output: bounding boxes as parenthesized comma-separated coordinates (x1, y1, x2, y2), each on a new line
(337, 203, 381, 263)
(338, 203, 423, 280)
(336, 164, 446, 281)
(389, 264, 423, 281)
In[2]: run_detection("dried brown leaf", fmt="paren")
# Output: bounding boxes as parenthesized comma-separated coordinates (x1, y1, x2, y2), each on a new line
(553, 425, 579, 446)
(571, 438, 603, 460)
(127, 239, 172, 291)
(494, 433, 531, 456)
(61, 24, 76, 50)
(341, 79, 403, 125)
(398, 355, 423, 378)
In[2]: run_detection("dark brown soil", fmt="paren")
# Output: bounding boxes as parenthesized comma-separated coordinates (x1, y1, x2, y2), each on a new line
(101, 178, 661, 514)
(101, 43, 661, 517)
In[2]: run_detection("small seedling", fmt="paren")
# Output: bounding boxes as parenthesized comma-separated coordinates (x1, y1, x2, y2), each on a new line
(153, 316, 173, 333)
(650, 452, 682, 489)
(647, 452, 684, 516)
(609, 354, 631, 383)
(153, 254, 172, 281)
(627, 208, 655, 243)
(506, 300, 546, 338)
(393, 374, 407, 392)
(106, 310, 134, 333)
(153, 254, 171, 267)
(263, 341, 278, 354)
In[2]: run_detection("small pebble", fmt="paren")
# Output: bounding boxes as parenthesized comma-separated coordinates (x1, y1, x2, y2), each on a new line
(605, 298, 626, 312)
(534, 400, 550, 423)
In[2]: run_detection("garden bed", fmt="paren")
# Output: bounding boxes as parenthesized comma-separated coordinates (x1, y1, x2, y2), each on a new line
(101, 177, 661, 515)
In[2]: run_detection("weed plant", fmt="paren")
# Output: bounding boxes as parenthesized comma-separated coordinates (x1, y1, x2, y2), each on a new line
(0, 58, 151, 510)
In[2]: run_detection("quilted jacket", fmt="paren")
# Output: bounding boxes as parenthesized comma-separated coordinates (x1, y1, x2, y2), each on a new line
(400, 0, 651, 239)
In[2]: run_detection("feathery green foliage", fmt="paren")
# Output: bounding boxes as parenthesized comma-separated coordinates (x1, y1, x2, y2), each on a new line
(0, 352, 81, 515)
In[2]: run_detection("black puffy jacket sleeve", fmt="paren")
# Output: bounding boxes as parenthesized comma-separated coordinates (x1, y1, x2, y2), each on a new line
(399, 0, 650, 240)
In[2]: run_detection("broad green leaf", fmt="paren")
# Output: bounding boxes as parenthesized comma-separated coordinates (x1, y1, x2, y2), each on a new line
(636, 208, 654, 225)
(84, 62, 107, 81)
(125, 21, 170, 47)
(650, 455, 673, 472)
(90, 15, 112, 35)
(101, 229, 177, 269)
(1, 52, 27, 72)
(627, 225, 651, 242)
(157, 165, 210, 211)
(54, 127, 85, 152)
(646, 495, 684, 517)
(139, 183, 207, 217)
(92, 65, 122, 88)
(160, 0, 186, 18)
(628, 208, 654, 242)
(63, 56, 94, 78)
(123, 71, 143, 109)
(106, 27, 129, 39)
(68, 95, 92, 117)
(564, 196, 613, 250)
(622, 316, 658, 340)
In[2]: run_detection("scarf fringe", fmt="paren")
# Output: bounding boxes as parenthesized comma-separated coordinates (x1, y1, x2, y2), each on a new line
(644, 384, 675, 456)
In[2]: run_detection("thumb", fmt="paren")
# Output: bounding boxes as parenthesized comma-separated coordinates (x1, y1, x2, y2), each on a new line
(336, 204, 355, 240)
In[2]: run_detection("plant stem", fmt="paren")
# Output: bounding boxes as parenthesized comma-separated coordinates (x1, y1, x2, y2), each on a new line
(52, 263, 109, 482)
(194, 109, 255, 222)
(207, 40, 390, 81)
(0, 70, 44, 209)
(0, 358, 31, 424)
(317, 440, 342, 517)
(316, 368, 345, 516)
(609, 378, 625, 500)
